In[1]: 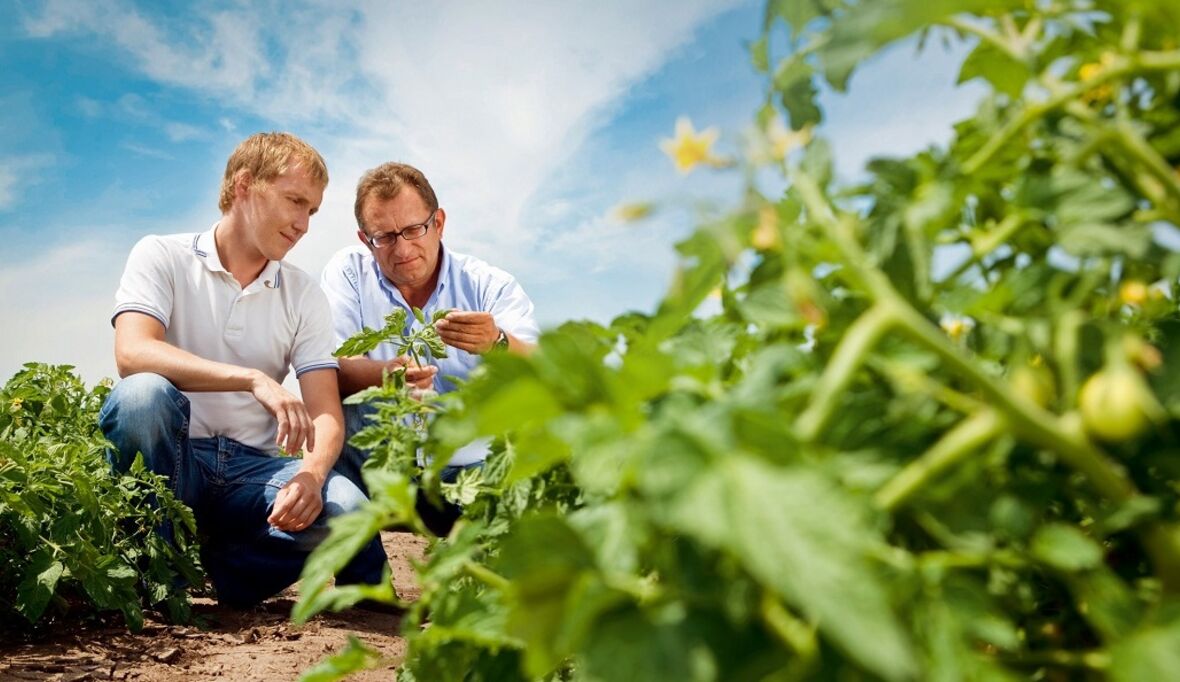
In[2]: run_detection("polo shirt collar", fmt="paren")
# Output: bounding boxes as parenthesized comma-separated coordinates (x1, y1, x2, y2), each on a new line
(193, 222, 284, 289)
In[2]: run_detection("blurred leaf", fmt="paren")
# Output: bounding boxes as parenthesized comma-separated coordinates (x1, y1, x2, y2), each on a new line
(1030, 524, 1104, 572)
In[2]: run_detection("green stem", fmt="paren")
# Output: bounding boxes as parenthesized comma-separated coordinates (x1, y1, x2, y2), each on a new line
(963, 49, 1180, 174)
(462, 561, 510, 591)
(999, 649, 1110, 671)
(875, 409, 1006, 511)
(760, 592, 818, 659)
(916, 548, 1026, 570)
(794, 303, 895, 442)
(1054, 310, 1084, 409)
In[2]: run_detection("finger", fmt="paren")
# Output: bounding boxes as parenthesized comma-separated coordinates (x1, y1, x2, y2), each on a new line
(443, 310, 490, 323)
(287, 405, 309, 455)
(296, 498, 322, 528)
(268, 487, 292, 525)
(274, 407, 290, 449)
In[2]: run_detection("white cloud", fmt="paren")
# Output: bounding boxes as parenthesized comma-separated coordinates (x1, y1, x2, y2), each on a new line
(21, 0, 744, 285)
(0, 155, 56, 211)
(0, 240, 123, 385)
(164, 122, 203, 142)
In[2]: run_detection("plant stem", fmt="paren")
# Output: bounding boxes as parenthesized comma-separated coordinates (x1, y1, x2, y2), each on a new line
(760, 592, 817, 659)
(999, 649, 1110, 671)
(962, 49, 1180, 174)
(875, 409, 1005, 511)
(794, 303, 894, 442)
(462, 561, 510, 592)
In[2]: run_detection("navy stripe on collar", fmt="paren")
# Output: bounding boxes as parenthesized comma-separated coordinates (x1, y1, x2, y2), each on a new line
(191, 233, 208, 258)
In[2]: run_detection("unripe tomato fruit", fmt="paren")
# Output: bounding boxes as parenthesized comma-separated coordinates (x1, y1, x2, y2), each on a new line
(1011, 365, 1055, 408)
(1079, 367, 1152, 442)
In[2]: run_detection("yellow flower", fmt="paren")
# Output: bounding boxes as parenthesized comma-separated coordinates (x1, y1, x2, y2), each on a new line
(610, 202, 655, 223)
(940, 316, 972, 342)
(9, 398, 22, 412)
(1119, 280, 1148, 307)
(765, 117, 812, 162)
(660, 117, 725, 174)
(751, 205, 781, 250)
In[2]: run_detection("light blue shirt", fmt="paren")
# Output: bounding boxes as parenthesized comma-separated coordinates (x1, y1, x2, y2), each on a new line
(320, 244, 539, 394)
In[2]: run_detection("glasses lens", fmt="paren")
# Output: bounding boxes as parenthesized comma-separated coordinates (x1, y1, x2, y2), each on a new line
(402, 224, 428, 240)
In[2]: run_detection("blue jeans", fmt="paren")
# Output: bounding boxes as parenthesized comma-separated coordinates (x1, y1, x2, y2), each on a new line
(98, 373, 388, 608)
(339, 402, 479, 536)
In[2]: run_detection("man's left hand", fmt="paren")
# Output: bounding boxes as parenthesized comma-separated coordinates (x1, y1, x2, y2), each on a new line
(435, 311, 500, 354)
(268, 470, 324, 532)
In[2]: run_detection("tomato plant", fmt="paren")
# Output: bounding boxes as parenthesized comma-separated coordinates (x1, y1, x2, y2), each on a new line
(0, 364, 202, 633)
(300, 1, 1180, 679)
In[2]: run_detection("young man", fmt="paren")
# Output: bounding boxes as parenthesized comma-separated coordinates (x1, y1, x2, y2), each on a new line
(320, 162, 539, 533)
(99, 132, 387, 607)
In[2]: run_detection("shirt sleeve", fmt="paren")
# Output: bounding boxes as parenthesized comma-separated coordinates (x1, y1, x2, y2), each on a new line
(488, 277, 540, 343)
(319, 252, 366, 351)
(291, 285, 340, 377)
(112, 235, 174, 328)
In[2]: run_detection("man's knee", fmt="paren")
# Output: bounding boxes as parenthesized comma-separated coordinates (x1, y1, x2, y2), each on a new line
(100, 373, 187, 468)
(322, 472, 370, 517)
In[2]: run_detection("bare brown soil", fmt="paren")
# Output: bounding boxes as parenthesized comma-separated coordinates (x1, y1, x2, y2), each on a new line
(0, 532, 430, 682)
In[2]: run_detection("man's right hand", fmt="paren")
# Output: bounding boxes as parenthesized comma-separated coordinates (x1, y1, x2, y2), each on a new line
(250, 372, 316, 454)
(387, 355, 437, 389)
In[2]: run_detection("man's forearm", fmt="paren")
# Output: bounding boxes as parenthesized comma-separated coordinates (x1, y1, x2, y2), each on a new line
(298, 412, 344, 483)
(504, 331, 537, 356)
(118, 337, 262, 392)
(337, 356, 390, 397)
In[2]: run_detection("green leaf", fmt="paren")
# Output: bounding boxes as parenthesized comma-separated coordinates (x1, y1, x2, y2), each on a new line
(664, 459, 916, 681)
(431, 307, 453, 323)
(413, 306, 426, 324)
(300, 635, 384, 682)
(957, 39, 1029, 99)
(1030, 524, 1104, 572)
(1109, 610, 1180, 682)
(16, 552, 63, 622)
(773, 56, 822, 130)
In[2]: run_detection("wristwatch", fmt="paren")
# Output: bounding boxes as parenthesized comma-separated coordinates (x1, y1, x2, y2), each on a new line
(494, 327, 509, 351)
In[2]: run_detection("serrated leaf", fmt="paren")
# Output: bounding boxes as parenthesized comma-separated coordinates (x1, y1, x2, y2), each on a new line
(665, 459, 916, 681)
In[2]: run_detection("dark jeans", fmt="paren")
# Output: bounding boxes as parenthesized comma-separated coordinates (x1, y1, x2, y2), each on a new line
(98, 373, 388, 607)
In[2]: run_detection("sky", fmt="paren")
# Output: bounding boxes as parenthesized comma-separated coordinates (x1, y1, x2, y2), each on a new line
(0, 0, 985, 386)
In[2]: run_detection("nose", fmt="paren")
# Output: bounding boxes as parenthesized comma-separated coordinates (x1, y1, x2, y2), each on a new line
(294, 211, 311, 235)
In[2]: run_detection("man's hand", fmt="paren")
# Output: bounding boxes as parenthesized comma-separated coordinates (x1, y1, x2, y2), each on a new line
(435, 311, 499, 354)
(250, 372, 316, 454)
(387, 355, 437, 389)
(268, 470, 324, 532)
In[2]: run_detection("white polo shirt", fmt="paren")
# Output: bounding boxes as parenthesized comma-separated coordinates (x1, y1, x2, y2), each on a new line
(113, 224, 338, 453)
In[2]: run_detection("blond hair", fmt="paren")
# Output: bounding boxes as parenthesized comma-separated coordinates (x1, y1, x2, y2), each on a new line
(218, 132, 329, 213)
(354, 162, 439, 230)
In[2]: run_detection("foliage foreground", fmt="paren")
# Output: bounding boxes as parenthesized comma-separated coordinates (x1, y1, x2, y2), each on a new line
(0, 364, 202, 633)
(297, 1, 1180, 680)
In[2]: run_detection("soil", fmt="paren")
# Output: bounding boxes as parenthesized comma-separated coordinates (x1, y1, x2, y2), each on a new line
(0, 532, 430, 682)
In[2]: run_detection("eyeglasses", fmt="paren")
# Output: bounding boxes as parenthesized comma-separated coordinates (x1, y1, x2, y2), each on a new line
(365, 210, 437, 248)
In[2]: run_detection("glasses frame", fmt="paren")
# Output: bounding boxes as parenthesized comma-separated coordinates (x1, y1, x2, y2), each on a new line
(365, 209, 437, 249)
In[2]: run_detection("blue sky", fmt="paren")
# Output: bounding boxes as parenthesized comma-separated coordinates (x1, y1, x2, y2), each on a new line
(0, 0, 983, 384)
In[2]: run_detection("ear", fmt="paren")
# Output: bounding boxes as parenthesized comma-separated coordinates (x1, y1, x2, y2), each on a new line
(433, 207, 446, 240)
(234, 169, 254, 200)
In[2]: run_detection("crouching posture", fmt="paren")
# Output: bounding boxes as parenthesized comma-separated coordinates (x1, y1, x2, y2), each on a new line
(99, 132, 387, 607)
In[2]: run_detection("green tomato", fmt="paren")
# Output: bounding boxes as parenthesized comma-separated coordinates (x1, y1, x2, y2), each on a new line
(1011, 365, 1055, 409)
(1079, 367, 1152, 442)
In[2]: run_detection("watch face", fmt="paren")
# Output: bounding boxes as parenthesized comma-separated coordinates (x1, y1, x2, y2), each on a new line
(496, 329, 509, 349)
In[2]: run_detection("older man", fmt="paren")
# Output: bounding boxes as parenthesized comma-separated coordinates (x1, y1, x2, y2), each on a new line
(321, 162, 539, 531)
(99, 132, 387, 607)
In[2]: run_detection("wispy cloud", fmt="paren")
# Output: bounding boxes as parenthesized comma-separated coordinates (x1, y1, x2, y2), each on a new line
(0, 155, 56, 211)
(21, 0, 745, 282)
